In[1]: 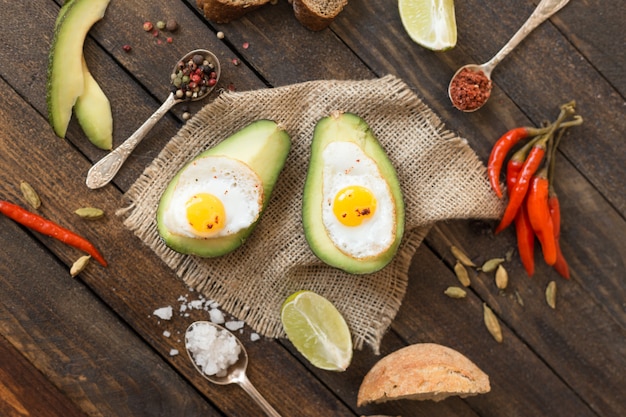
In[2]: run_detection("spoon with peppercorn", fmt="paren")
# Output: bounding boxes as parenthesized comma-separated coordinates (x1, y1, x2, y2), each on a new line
(86, 49, 220, 189)
(448, 0, 570, 112)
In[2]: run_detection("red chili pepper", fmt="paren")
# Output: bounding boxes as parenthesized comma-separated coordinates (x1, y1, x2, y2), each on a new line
(548, 192, 570, 279)
(552, 243, 570, 279)
(487, 119, 580, 200)
(525, 171, 557, 265)
(495, 139, 547, 234)
(515, 202, 535, 276)
(0, 200, 107, 267)
(506, 158, 535, 276)
(548, 192, 561, 238)
(488, 127, 532, 198)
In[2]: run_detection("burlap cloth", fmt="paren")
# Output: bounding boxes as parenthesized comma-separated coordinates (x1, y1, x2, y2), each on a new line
(120, 75, 504, 353)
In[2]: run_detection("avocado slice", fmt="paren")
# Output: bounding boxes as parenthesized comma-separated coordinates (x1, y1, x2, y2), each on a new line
(157, 120, 291, 257)
(74, 57, 113, 150)
(47, 0, 111, 138)
(302, 112, 405, 274)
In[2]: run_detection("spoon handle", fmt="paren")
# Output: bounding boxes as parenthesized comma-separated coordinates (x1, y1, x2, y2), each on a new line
(85, 92, 178, 189)
(237, 374, 283, 417)
(483, 0, 571, 75)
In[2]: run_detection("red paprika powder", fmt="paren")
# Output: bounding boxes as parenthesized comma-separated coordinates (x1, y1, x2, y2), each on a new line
(449, 68, 492, 111)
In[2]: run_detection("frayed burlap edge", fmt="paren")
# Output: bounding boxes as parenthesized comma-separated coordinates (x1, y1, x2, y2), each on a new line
(119, 75, 504, 354)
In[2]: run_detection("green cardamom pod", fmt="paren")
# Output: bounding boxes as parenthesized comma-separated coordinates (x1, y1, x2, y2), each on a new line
(20, 181, 41, 209)
(451, 245, 476, 267)
(444, 286, 467, 299)
(70, 255, 91, 277)
(75, 207, 105, 220)
(481, 257, 505, 273)
(546, 281, 557, 309)
(483, 303, 503, 343)
(495, 264, 508, 290)
(454, 261, 471, 287)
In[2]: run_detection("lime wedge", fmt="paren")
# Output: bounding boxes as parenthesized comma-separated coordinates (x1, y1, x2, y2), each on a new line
(399, 0, 457, 51)
(281, 290, 353, 371)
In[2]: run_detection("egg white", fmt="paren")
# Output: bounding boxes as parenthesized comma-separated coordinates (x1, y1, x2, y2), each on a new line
(162, 156, 263, 239)
(321, 141, 396, 259)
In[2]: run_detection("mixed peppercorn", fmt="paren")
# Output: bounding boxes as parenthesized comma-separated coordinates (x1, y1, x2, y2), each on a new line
(170, 53, 218, 100)
(488, 101, 582, 279)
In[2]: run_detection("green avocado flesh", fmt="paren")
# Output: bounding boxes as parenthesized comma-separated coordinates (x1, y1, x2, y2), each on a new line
(302, 112, 405, 274)
(47, 0, 111, 139)
(157, 120, 291, 257)
(74, 58, 113, 150)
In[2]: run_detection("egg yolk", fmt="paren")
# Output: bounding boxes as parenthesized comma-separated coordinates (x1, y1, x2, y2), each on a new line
(185, 193, 226, 235)
(333, 185, 377, 227)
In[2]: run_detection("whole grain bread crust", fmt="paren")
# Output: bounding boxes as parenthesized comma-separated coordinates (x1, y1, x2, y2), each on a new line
(200, 0, 271, 24)
(292, 0, 348, 31)
(357, 343, 491, 406)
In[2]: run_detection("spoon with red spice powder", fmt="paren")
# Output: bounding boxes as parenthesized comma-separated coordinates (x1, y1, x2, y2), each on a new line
(448, 0, 570, 112)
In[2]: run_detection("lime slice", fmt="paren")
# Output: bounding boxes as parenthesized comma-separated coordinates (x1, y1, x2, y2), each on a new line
(399, 0, 457, 51)
(281, 290, 353, 371)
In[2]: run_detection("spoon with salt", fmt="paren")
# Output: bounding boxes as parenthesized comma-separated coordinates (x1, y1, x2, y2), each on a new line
(185, 321, 283, 417)
(448, 0, 571, 112)
(85, 49, 220, 189)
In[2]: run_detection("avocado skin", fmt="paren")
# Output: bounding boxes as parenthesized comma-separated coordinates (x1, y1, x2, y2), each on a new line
(157, 120, 291, 257)
(302, 112, 405, 274)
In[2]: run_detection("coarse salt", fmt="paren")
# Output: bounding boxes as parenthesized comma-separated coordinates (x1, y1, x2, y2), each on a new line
(225, 320, 245, 332)
(209, 308, 225, 324)
(186, 323, 241, 377)
(153, 306, 173, 320)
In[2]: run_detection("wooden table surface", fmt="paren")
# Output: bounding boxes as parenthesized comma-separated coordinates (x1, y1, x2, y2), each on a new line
(1, 1, 624, 416)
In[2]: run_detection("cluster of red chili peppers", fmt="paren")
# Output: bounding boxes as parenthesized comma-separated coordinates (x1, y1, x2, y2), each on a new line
(0, 200, 107, 267)
(488, 101, 582, 279)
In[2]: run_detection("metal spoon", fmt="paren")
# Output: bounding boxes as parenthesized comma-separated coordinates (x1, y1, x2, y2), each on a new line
(85, 49, 220, 189)
(448, 0, 571, 112)
(185, 321, 282, 417)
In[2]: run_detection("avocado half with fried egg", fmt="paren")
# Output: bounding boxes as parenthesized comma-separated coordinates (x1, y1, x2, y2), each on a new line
(302, 112, 405, 274)
(157, 120, 291, 257)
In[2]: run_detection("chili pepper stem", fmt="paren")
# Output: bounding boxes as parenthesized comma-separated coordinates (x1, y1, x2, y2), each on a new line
(495, 103, 576, 234)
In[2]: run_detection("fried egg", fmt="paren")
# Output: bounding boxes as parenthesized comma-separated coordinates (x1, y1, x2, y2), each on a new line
(321, 141, 396, 259)
(161, 156, 263, 239)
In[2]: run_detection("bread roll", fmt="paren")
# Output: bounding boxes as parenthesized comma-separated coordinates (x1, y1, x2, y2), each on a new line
(357, 343, 490, 406)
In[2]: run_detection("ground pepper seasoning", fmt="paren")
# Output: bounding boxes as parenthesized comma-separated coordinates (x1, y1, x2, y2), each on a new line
(449, 67, 492, 111)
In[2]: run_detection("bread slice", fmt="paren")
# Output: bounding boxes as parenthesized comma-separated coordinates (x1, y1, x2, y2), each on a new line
(357, 343, 490, 406)
(198, 0, 271, 24)
(292, 0, 348, 31)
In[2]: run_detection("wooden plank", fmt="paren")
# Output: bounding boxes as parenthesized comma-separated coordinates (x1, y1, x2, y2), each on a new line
(556, 0, 626, 95)
(394, 244, 602, 417)
(188, 0, 373, 86)
(0, 209, 219, 415)
(419, 226, 626, 416)
(0, 335, 87, 417)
